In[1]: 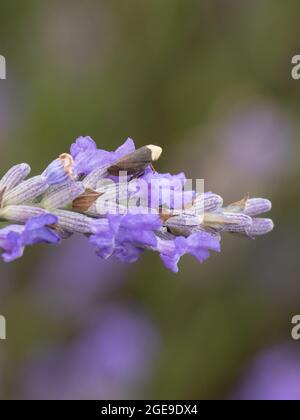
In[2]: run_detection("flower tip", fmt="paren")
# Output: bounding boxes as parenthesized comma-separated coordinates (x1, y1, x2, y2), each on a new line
(19, 163, 31, 172)
(246, 218, 274, 237)
(264, 218, 274, 233)
(43, 154, 74, 186)
(124, 137, 136, 148)
(245, 197, 272, 216)
(59, 153, 74, 177)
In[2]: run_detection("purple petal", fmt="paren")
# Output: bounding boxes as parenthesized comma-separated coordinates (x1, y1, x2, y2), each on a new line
(0, 230, 24, 262)
(70, 137, 136, 176)
(156, 230, 220, 272)
(113, 243, 144, 263)
(114, 138, 135, 159)
(90, 231, 115, 259)
(70, 136, 97, 159)
(160, 253, 181, 273)
(23, 214, 60, 246)
(120, 213, 161, 231)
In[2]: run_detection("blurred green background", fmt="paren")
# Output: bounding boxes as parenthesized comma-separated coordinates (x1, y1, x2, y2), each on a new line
(0, 0, 300, 400)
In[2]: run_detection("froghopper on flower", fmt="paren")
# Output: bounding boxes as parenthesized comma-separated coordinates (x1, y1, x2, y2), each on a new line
(0, 136, 274, 271)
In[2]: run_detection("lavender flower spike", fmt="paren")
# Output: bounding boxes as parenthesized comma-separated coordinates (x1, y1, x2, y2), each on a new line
(0, 136, 274, 270)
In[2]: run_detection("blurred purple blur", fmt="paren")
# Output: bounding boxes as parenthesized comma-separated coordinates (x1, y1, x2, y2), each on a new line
(18, 304, 160, 400)
(232, 343, 300, 400)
